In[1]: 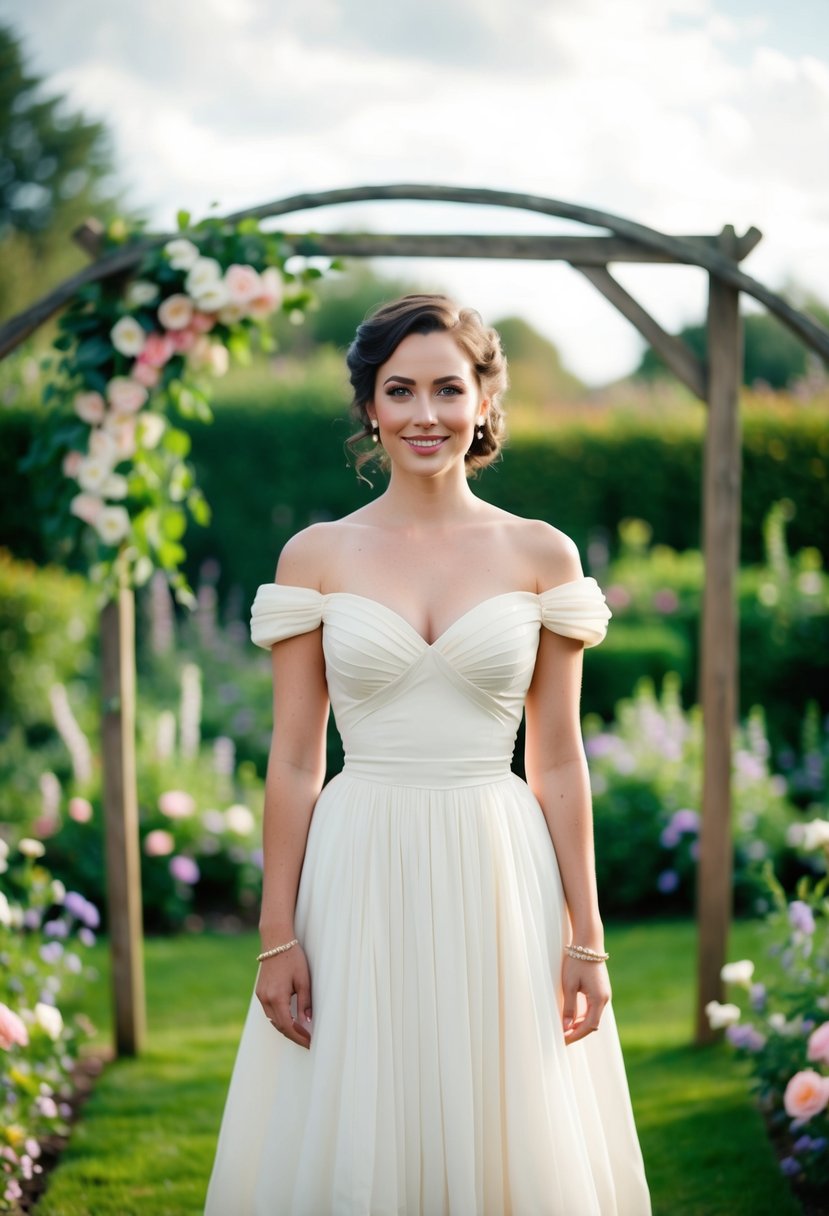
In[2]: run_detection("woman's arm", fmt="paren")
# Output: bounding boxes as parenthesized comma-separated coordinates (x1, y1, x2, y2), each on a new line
(256, 532, 330, 1049)
(523, 528, 611, 1044)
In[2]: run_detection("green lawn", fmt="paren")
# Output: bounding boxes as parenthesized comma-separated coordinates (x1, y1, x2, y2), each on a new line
(36, 918, 798, 1216)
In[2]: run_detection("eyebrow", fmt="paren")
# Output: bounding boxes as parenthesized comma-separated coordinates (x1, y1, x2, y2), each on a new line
(382, 374, 466, 386)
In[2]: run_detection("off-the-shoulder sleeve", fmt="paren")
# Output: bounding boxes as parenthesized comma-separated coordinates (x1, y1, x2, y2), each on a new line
(539, 576, 612, 647)
(250, 584, 324, 649)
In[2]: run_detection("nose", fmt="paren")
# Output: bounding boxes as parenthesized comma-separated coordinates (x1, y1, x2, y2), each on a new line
(410, 390, 438, 427)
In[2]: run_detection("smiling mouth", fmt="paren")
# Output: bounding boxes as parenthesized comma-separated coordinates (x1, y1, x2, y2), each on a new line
(403, 436, 448, 449)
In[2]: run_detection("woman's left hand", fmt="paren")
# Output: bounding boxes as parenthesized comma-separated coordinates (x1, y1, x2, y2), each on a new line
(560, 955, 612, 1045)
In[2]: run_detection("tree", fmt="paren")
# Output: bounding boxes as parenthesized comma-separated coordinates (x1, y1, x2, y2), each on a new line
(635, 306, 827, 390)
(492, 315, 585, 403)
(0, 24, 126, 322)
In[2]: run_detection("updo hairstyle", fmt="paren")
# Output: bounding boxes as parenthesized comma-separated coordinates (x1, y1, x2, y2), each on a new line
(345, 294, 509, 477)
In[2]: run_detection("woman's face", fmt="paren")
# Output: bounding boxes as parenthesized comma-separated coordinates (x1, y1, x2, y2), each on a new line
(367, 330, 486, 475)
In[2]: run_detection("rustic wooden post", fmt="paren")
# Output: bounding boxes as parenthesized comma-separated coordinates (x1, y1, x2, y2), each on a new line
(100, 548, 146, 1055)
(695, 226, 743, 1044)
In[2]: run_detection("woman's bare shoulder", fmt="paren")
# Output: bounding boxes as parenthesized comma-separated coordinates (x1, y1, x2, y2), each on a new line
(497, 512, 584, 591)
(273, 515, 372, 587)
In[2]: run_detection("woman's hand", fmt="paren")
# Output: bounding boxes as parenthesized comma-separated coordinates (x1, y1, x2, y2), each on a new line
(256, 944, 313, 1049)
(560, 955, 611, 1045)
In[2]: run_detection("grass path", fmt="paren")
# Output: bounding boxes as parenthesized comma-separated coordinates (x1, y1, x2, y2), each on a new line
(36, 917, 798, 1215)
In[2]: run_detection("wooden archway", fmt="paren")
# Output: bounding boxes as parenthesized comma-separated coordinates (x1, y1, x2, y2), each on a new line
(3, 184, 828, 1052)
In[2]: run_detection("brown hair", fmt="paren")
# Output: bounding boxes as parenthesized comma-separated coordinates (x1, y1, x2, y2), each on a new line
(344, 294, 508, 478)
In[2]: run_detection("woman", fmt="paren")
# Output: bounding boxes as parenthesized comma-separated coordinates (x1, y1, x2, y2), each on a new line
(205, 295, 651, 1214)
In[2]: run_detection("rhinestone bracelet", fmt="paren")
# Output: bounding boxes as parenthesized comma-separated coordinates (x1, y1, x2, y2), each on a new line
(565, 943, 610, 963)
(256, 938, 299, 962)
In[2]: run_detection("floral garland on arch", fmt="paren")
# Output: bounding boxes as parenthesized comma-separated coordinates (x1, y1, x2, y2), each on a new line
(25, 211, 332, 608)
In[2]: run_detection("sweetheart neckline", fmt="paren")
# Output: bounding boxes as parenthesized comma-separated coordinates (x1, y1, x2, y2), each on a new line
(258, 577, 599, 649)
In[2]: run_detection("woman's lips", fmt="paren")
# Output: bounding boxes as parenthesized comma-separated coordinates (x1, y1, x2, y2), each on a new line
(402, 436, 449, 453)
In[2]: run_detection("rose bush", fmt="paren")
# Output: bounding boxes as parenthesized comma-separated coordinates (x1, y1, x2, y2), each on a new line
(0, 840, 99, 1211)
(712, 823, 829, 1194)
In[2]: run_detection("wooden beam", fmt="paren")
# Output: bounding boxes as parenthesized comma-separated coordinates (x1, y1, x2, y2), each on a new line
(100, 554, 146, 1056)
(695, 227, 743, 1045)
(573, 264, 707, 400)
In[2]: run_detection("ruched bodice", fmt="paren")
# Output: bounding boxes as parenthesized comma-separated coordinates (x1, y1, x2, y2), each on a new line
(249, 579, 612, 788)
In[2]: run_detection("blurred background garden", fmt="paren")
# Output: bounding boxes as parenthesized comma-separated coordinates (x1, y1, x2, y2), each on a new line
(1, 6, 829, 1214)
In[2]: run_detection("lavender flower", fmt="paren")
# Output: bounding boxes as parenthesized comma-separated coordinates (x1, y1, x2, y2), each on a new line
(657, 870, 680, 894)
(169, 855, 200, 885)
(788, 900, 815, 936)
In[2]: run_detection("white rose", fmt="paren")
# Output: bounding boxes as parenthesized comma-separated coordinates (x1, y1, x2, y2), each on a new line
(720, 960, 755, 986)
(70, 493, 104, 525)
(136, 412, 166, 449)
(102, 414, 138, 460)
(73, 391, 106, 425)
(189, 280, 229, 312)
(50, 879, 66, 903)
(185, 257, 222, 297)
(224, 804, 255, 836)
(102, 472, 129, 500)
(802, 819, 829, 851)
(62, 450, 85, 478)
(110, 316, 147, 357)
(705, 1000, 741, 1030)
(158, 293, 194, 332)
(0, 891, 11, 927)
(77, 455, 113, 494)
(18, 838, 46, 859)
(89, 428, 118, 463)
(125, 280, 160, 308)
(95, 506, 131, 546)
(769, 1012, 787, 1031)
(107, 377, 148, 416)
(208, 344, 229, 377)
(164, 239, 200, 271)
(34, 1002, 64, 1041)
(217, 303, 246, 325)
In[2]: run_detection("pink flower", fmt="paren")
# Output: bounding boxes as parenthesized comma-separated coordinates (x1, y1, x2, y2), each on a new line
(652, 588, 679, 614)
(169, 855, 200, 885)
(190, 311, 216, 333)
(139, 332, 176, 368)
(158, 789, 195, 819)
(62, 450, 85, 478)
(68, 797, 93, 824)
(158, 293, 194, 331)
(69, 493, 104, 525)
(0, 1003, 29, 1050)
(248, 267, 283, 318)
(73, 391, 106, 425)
(132, 361, 160, 389)
(224, 263, 261, 305)
(605, 584, 631, 609)
(807, 1022, 829, 1066)
(144, 829, 175, 857)
(169, 328, 197, 353)
(107, 376, 148, 416)
(783, 1070, 829, 1121)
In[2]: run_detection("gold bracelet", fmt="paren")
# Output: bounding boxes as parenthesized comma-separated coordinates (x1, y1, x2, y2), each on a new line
(565, 943, 610, 963)
(256, 938, 299, 962)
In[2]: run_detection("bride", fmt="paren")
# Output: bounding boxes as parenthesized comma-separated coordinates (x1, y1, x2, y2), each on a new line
(205, 294, 651, 1214)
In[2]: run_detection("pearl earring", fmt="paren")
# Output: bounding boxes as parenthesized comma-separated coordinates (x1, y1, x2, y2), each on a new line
(476, 417, 485, 441)
(371, 420, 379, 443)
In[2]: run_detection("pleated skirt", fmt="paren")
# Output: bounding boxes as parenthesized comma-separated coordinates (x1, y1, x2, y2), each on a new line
(204, 772, 651, 1215)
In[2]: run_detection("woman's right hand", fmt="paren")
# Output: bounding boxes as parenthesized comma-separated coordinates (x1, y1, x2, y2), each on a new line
(255, 943, 313, 1049)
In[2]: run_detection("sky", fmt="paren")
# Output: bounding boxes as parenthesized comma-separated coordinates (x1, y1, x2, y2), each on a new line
(3, 0, 829, 385)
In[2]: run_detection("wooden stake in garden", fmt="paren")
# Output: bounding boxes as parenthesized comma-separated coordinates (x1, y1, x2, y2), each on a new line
(100, 549, 146, 1055)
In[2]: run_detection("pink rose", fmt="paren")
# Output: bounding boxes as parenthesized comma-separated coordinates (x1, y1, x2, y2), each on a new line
(69, 493, 104, 525)
(132, 361, 160, 388)
(807, 1022, 829, 1066)
(107, 377, 148, 416)
(144, 829, 175, 857)
(139, 332, 176, 368)
(62, 450, 85, 478)
(0, 1003, 29, 1050)
(68, 797, 93, 824)
(224, 263, 261, 305)
(158, 789, 195, 819)
(169, 328, 196, 353)
(158, 293, 194, 331)
(73, 391, 106, 425)
(783, 1069, 829, 1120)
(248, 266, 283, 318)
(190, 311, 216, 333)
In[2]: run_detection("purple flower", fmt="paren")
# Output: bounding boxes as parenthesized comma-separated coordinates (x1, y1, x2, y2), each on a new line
(169, 855, 200, 885)
(38, 941, 64, 964)
(793, 1135, 813, 1154)
(779, 1156, 800, 1177)
(78, 927, 96, 948)
(725, 1023, 767, 1052)
(749, 983, 767, 1012)
(250, 849, 263, 870)
(660, 825, 681, 849)
(44, 919, 68, 938)
(652, 588, 679, 614)
(23, 909, 41, 930)
(671, 808, 700, 834)
(657, 870, 680, 894)
(788, 901, 815, 935)
(810, 1137, 828, 1153)
(64, 891, 100, 930)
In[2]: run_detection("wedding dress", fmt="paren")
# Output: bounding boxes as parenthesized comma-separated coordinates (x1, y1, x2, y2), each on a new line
(204, 577, 651, 1215)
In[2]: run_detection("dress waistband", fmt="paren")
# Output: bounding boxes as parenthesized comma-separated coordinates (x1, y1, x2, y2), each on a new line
(341, 754, 513, 790)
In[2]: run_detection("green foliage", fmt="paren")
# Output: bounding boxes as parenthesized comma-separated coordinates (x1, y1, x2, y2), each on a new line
(490, 315, 584, 402)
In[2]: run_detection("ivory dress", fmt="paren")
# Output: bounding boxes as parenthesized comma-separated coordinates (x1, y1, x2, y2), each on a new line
(204, 577, 652, 1215)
